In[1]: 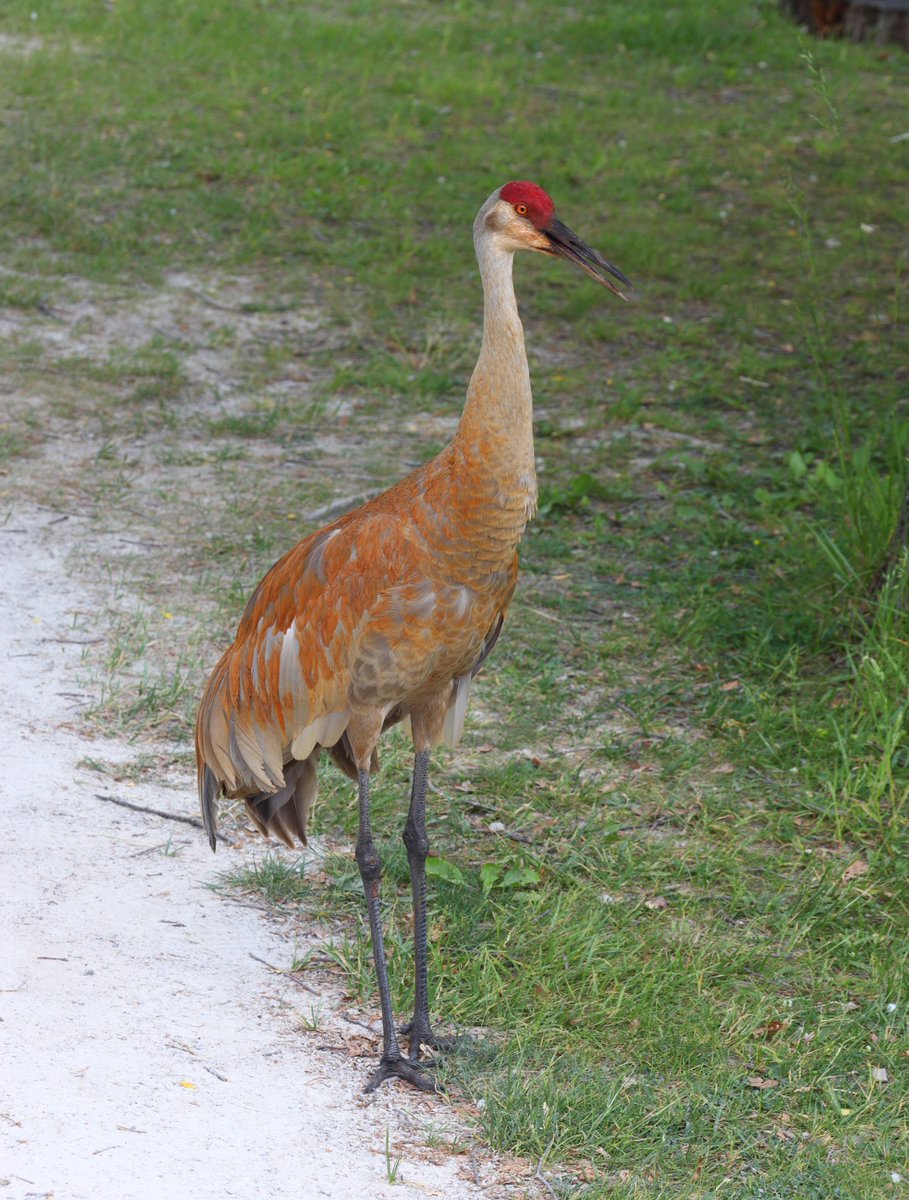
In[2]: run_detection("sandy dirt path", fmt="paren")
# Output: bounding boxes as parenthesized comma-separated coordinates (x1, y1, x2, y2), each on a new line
(0, 505, 503, 1200)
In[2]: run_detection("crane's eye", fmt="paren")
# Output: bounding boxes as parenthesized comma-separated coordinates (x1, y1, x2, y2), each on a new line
(514, 203, 528, 216)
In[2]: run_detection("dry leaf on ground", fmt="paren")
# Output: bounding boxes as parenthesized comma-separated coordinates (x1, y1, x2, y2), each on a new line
(842, 859, 869, 883)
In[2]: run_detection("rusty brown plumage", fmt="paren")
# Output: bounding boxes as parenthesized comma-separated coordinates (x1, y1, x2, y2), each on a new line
(195, 181, 628, 1092)
(195, 449, 519, 846)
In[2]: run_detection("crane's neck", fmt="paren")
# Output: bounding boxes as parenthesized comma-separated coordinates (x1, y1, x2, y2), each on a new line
(452, 233, 537, 539)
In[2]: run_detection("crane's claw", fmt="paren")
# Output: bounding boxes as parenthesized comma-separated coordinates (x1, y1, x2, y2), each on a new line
(364, 1054, 439, 1094)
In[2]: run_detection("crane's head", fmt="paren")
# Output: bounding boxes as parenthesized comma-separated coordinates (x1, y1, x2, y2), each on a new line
(478, 180, 631, 300)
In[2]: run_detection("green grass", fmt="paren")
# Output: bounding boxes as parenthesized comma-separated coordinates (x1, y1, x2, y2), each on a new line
(2, 0, 908, 1195)
(225, 852, 311, 907)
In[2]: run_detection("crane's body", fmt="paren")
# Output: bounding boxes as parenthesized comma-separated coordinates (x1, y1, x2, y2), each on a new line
(196, 181, 629, 1092)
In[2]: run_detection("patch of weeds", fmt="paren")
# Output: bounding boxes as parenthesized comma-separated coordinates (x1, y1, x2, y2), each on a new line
(83, 614, 200, 742)
(327, 351, 459, 409)
(76, 752, 158, 783)
(208, 402, 285, 440)
(421, 1120, 468, 1155)
(0, 277, 46, 310)
(297, 1004, 324, 1032)
(804, 563, 909, 848)
(0, 428, 27, 462)
(385, 1128, 403, 1186)
(226, 853, 310, 906)
(536, 472, 613, 518)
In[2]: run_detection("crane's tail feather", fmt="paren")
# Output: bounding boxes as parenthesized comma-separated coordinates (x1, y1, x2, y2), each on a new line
(439, 614, 505, 749)
(200, 765, 221, 853)
(245, 754, 320, 849)
(442, 673, 471, 748)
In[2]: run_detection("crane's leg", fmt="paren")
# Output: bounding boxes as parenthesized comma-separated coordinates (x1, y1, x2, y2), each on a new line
(355, 767, 435, 1094)
(400, 748, 456, 1060)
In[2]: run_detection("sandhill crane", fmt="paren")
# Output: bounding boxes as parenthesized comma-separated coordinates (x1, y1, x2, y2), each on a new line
(196, 180, 629, 1092)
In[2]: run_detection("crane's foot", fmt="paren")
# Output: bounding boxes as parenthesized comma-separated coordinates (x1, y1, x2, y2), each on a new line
(364, 1053, 438, 1094)
(399, 1019, 458, 1061)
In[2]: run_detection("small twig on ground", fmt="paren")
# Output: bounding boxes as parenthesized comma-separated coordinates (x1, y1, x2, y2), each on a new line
(523, 604, 563, 624)
(166, 1037, 229, 1082)
(341, 1012, 382, 1034)
(42, 636, 104, 645)
(534, 1136, 558, 1200)
(504, 829, 533, 845)
(37, 301, 66, 322)
(220, 895, 274, 915)
(183, 286, 244, 313)
(534, 1170, 558, 1200)
(249, 952, 319, 994)
(94, 793, 229, 842)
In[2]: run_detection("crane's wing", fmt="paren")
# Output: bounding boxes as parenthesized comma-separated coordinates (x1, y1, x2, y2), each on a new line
(195, 505, 516, 832)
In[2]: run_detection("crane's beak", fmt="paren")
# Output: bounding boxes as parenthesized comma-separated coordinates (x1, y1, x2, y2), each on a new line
(542, 217, 631, 301)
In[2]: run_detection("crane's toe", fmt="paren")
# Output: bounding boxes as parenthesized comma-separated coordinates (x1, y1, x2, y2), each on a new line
(399, 1019, 459, 1061)
(364, 1053, 439, 1094)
